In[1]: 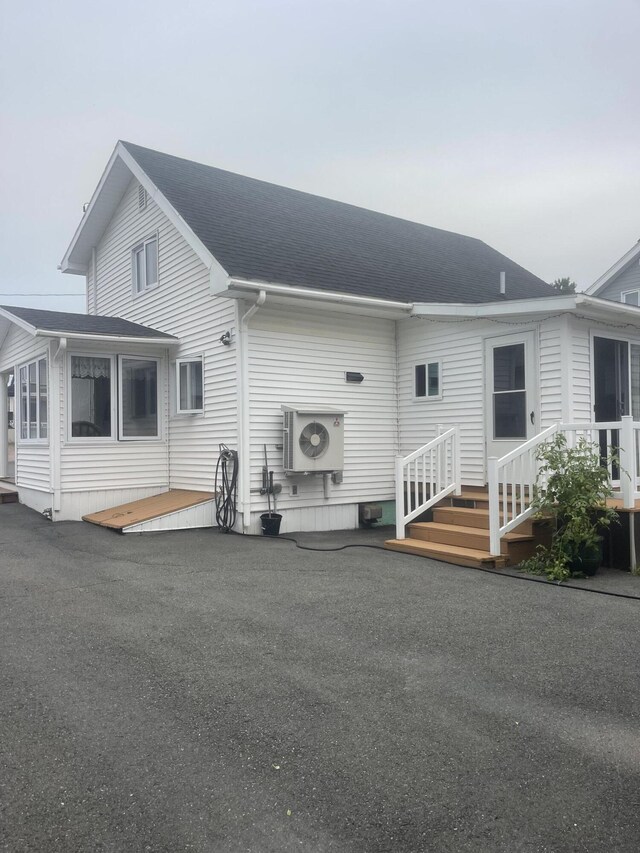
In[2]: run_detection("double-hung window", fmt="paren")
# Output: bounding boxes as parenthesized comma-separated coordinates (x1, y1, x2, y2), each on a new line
(176, 358, 203, 414)
(19, 357, 48, 440)
(132, 235, 158, 294)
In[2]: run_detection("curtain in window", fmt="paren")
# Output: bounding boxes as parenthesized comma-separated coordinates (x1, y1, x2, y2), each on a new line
(71, 357, 111, 380)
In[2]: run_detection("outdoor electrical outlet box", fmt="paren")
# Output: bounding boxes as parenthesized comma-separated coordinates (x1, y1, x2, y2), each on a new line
(331, 471, 343, 485)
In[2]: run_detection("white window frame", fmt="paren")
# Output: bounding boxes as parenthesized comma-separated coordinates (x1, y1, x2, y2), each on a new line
(132, 233, 159, 295)
(413, 360, 442, 401)
(118, 355, 162, 441)
(17, 355, 48, 443)
(67, 352, 117, 443)
(175, 356, 204, 415)
(621, 289, 640, 306)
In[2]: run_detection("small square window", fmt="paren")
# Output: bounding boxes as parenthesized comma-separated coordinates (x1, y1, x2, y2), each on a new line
(622, 290, 640, 306)
(176, 358, 204, 413)
(132, 236, 158, 293)
(414, 361, 441, 400)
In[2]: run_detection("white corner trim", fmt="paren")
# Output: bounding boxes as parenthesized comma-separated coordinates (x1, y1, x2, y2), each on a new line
(586, 241, 640, 295)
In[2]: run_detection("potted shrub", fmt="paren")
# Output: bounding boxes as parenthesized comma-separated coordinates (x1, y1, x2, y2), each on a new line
(521, 433, 618, 582)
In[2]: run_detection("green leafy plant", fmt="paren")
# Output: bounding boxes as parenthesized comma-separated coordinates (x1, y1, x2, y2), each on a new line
(519, 433, 619, 582)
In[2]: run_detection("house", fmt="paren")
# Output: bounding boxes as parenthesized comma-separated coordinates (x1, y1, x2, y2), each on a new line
(2, 142, 640, 567)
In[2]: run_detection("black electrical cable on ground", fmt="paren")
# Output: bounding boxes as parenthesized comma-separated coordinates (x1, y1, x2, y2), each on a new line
(214, 445, 238, 533)
(228, 530, 640, 602)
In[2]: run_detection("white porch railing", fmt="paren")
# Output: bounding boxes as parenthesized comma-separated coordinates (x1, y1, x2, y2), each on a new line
(488, 415, 640, 556)
(395, 426, 461, 539)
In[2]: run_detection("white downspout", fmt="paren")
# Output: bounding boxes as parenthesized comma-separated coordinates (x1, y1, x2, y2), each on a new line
(237, 289, 266, 532)
(50, 337, 66, 514)
(92, 247, 98, 314)
(0, 373, 8, 481)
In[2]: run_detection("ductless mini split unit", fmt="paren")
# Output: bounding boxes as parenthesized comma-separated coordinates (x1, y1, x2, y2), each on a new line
(282, 406, 346, 473)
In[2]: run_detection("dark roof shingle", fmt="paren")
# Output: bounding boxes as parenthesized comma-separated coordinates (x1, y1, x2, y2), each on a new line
(122, 141, 555, 304)
(0, 306, 177, 340)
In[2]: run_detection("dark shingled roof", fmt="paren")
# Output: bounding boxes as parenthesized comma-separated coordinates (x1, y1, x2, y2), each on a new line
(0, 306, 177, 340)
(122, 141, 555, 304)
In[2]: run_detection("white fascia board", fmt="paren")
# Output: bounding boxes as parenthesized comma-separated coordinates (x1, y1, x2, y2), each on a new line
(34, 330, 180, 345)
(0, 307, 37, 336)
(586, 241, 640, 295)
(220, 277, 414, 316)
(60, 143, 122, 274)
(411, 295, 577, 318)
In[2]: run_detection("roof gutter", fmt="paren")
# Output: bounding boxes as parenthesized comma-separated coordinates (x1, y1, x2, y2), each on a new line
(225, 278, 414, 313)
(34, 330, 179, 345)
(411, 295, 577, 318)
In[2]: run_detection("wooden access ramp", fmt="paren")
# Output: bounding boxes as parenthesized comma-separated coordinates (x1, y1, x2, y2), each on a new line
(0, 484, 18, 504)
(83, 489, 216, 533)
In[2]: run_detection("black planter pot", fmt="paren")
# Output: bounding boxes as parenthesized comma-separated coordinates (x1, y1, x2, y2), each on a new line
(260, 513, 282, 536)
(566, 539, 602, 577)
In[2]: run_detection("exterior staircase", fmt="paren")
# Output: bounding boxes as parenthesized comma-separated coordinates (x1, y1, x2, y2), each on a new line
(385, 486, 545, 569)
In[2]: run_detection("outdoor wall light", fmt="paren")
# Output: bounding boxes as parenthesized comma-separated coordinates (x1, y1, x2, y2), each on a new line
(345, 372, 364, 383)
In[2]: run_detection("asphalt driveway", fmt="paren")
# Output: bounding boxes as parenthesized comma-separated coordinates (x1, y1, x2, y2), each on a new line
(1, 504, 640, 852)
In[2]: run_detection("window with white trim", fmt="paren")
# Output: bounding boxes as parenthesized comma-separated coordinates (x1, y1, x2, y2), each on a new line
(19, 357, 48, 440)
(176, 358, 203, 413)
(70, 355, 113, 438)
(414, 361, 441, 400)
(119, 357, 159, 439)
(622, 289, 640, 307)
(132, 235, 158, 294)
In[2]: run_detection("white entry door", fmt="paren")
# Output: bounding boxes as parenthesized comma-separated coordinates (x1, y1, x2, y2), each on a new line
(485, 331, 538, 460)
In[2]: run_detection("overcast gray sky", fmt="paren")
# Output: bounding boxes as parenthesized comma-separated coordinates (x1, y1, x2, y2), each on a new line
(1, 0, 639, 312)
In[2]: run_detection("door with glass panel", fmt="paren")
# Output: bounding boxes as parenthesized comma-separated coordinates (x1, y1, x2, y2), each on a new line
(485, 332, 537, 460)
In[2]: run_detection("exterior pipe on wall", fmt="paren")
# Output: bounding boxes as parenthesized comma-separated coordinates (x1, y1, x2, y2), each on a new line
(237, 289, 266, 532)
(500, 271, 506, 296)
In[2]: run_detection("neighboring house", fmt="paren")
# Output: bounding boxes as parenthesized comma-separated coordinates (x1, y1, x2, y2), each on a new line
(2, 142, 640, 565)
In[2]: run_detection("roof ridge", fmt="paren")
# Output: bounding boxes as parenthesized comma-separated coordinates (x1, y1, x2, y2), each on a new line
(119, 140, 483, 244)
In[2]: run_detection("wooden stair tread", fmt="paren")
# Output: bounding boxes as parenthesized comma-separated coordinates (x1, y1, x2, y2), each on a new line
(385, 537, 505, 568)
(83, 489, 215, 530)
(409, 521, 534, 542)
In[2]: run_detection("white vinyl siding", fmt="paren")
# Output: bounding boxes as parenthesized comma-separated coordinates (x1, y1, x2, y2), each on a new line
(538, 318, 564, 426)
(398, 316, 574, 486)
(91, 177, 237, 493)
(247, 306, 397, 513)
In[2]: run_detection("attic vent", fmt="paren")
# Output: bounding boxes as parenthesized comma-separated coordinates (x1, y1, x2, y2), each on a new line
(138, 184, 147, 210)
